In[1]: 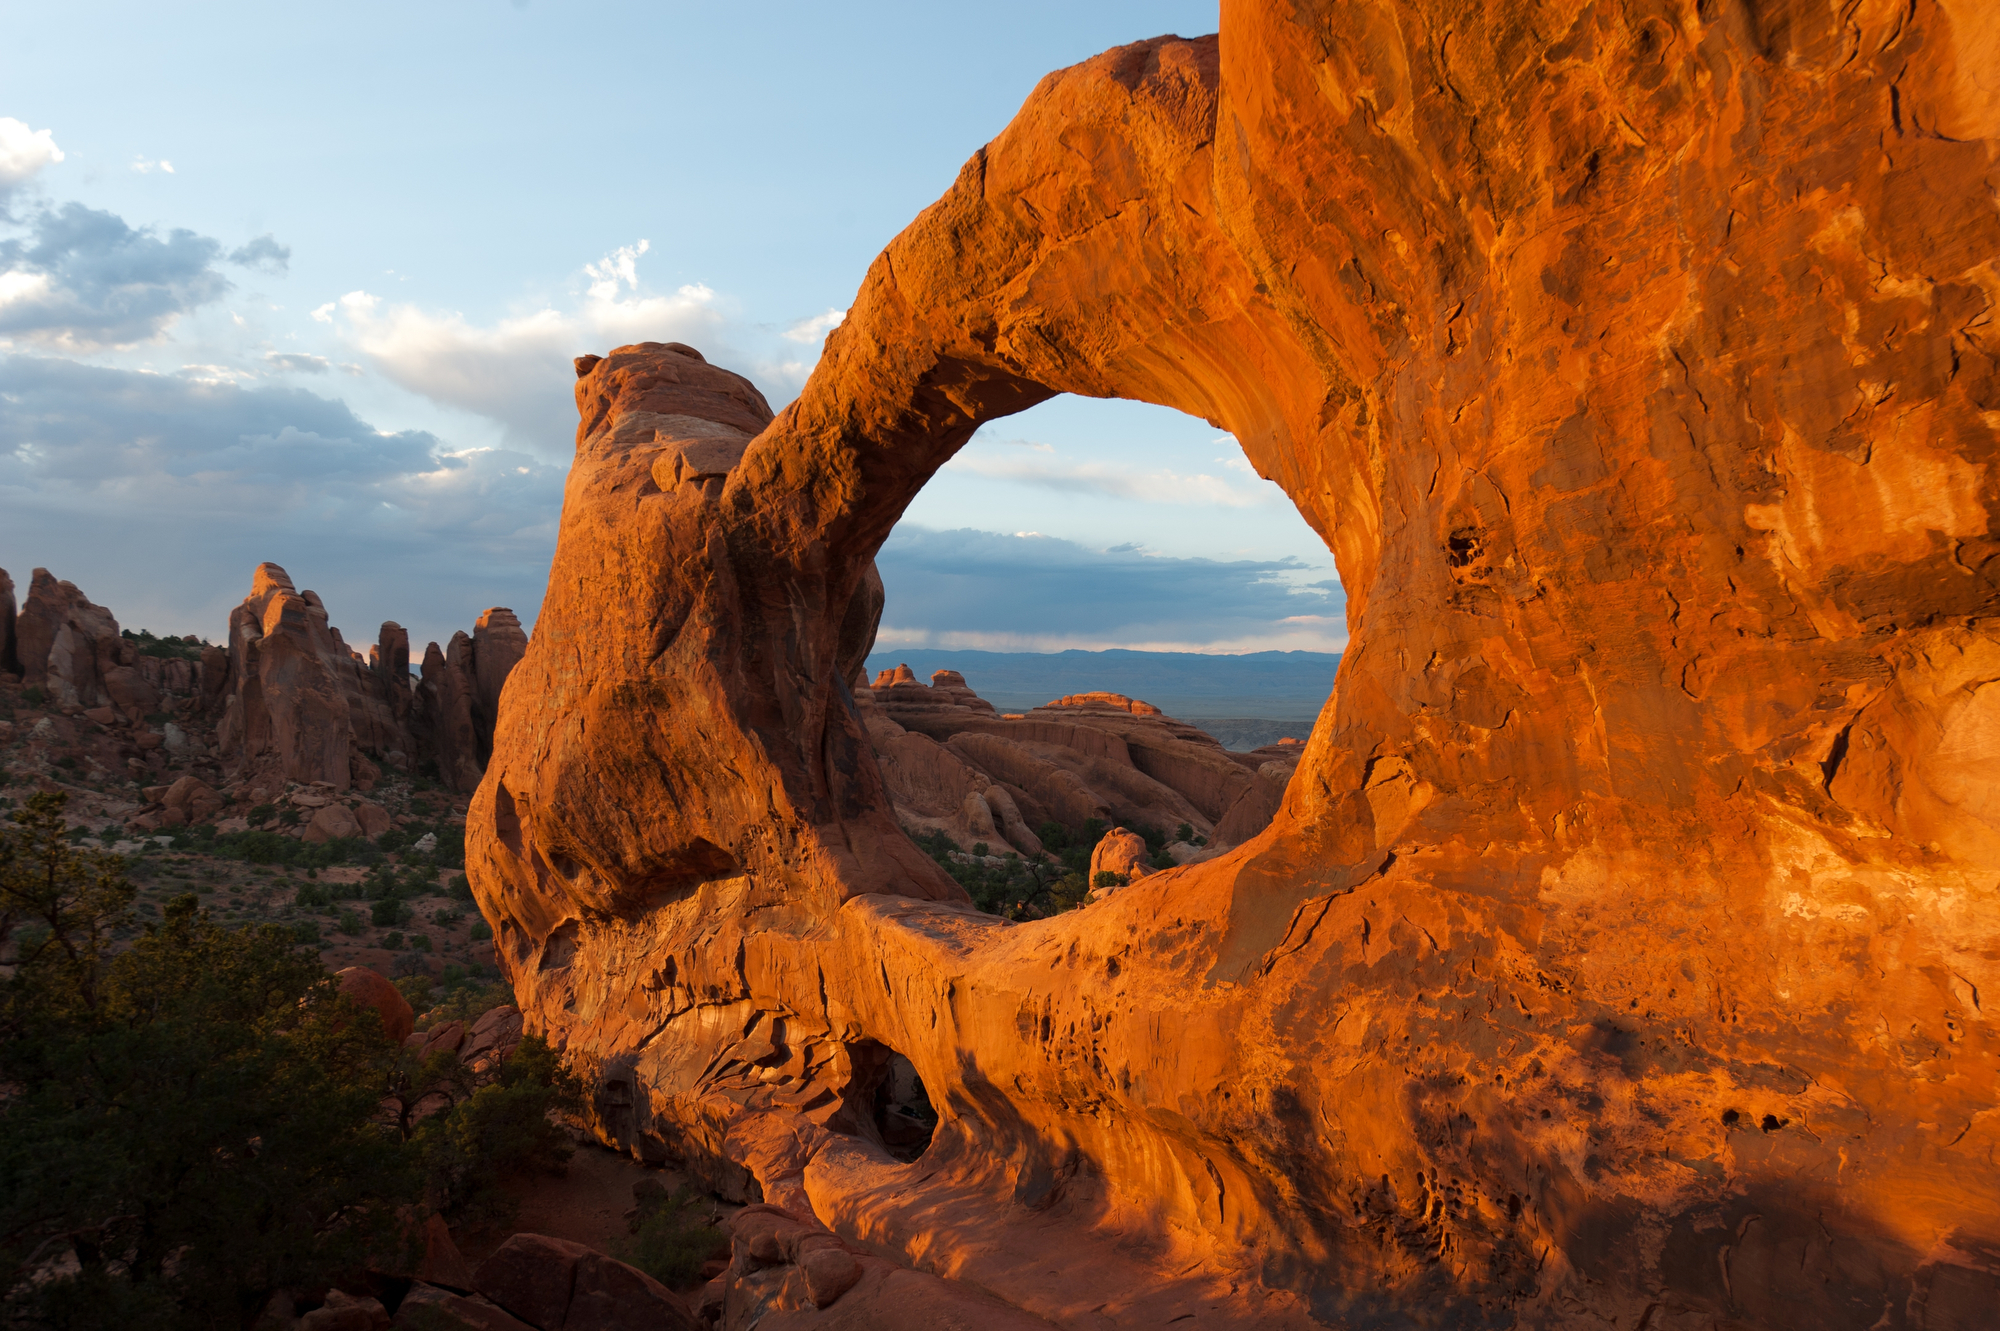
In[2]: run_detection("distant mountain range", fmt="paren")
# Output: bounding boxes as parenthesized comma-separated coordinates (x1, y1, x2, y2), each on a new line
(862, 648, 1339, 726)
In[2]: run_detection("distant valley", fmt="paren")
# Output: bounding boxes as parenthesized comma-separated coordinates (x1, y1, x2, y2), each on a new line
(862, 648, 1338, 750)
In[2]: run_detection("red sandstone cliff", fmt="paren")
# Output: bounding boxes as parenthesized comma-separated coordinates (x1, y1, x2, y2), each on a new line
(470, 5, 2000, 1326)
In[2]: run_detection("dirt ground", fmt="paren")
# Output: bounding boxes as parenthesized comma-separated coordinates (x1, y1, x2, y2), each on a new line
(456, 1131, 740, 1291)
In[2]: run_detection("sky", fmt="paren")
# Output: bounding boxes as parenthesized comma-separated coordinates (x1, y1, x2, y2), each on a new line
(0, 1, 1344, 657)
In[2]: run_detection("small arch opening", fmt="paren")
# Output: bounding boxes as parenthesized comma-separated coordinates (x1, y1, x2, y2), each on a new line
(844, 1039, 938, 1163)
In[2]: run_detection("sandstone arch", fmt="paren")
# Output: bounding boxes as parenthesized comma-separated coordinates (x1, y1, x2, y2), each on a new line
(471, 5, 2000, 1326)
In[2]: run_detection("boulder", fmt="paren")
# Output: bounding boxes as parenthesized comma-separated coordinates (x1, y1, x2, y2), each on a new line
(354, 802, 394, 837)
(335, 966, 413, 1044)
(391, 1284, 532, 1331)
(300, 1290, 388, 1331)
(304, 802, 363, 843)
(101, 664, 159, 722)
(421, 1019, 466, 1057)
(472, 1233, 580, 1330)
(417, 1212, 476, 1293)
(1087, 827, 1149, 887)
(472, 1233, 698, 1331)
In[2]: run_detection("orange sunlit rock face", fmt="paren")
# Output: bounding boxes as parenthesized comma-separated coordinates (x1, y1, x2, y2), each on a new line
(470, 4, 2000, 1326)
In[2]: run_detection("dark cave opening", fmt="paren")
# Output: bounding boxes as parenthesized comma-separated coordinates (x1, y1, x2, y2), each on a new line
(849, 1040, 938, 1163)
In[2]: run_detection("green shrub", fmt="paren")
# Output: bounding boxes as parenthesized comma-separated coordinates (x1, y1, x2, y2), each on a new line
(172, 827, 369, 871)
(468, 919, 492, 942)
(375, 828, 409, 852)
(291, 921, 321, 945)
(409, 933, 432, 953)
(414, 1034, 582, 1225)
(371, 897, 413, 928)
(415, 979, 515, 1028)
(295, 884, 330, 911)
(20, 685, 47, 706)
(447, 874, 473, 903)
(336, 909, 364, 936)
(615, 1187, 729, 1287)
(0, 796, 415, 1324)
(248, 803, 277, 824)
(1093, 870, 1127, 890)
(120, 628, 208, 661)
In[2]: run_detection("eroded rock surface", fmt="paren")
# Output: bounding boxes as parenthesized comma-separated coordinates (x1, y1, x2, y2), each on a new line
(472, 6, 2000, 1328)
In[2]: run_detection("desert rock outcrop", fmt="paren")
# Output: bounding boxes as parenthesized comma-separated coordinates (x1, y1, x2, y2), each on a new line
(471, 6, 2000, 1328)
(208, 562, 527, 795)
(15, 569, 123, 709)
(411, 608, 529, 793)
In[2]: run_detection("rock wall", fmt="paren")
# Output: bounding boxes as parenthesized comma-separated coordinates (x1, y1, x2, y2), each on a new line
(470, 5, 2000, 1328)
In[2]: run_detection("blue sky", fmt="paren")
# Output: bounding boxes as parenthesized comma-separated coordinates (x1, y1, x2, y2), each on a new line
(0, 1, 1343, 656)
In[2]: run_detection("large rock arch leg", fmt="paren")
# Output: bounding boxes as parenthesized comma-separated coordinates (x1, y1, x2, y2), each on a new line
(472, 6, 2000, 1327)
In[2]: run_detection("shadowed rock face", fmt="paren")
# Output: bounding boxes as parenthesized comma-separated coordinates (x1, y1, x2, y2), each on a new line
(470, 5, 2000, 1327)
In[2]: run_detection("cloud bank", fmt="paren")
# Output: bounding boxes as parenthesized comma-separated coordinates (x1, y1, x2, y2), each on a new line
(874, 526, 1347, 654)
(0, 353, 563, 650)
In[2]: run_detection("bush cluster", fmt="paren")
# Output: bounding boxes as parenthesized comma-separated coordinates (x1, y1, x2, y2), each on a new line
(0, 792, 576, 1328)
(118, 628, 210, 661)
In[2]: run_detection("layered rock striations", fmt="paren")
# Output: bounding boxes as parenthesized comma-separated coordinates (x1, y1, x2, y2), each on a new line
(471, 6, 2000, 1328)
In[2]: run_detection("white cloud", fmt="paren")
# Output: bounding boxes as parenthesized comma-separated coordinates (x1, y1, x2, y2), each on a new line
(583, 238, 649, 299)
(0, 118, 63, 189)
(320, 241, 749, 455)
(130, 156, 174, 174)
(781, 307, 844, 343)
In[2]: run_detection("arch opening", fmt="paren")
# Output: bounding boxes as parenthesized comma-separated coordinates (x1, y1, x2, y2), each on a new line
(844, 1039, 938, 1164)
(854, 394, 1341, 920)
